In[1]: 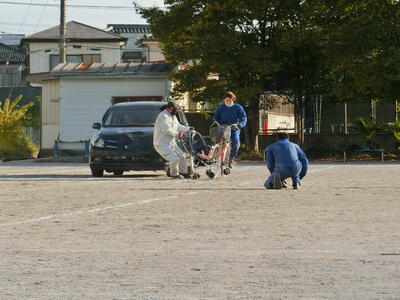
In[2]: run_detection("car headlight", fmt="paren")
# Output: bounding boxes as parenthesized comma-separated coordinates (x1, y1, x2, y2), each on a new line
(93, 137, 105, 148)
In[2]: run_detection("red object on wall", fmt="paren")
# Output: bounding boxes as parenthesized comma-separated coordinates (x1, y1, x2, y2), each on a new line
(263, 119, 268, 135)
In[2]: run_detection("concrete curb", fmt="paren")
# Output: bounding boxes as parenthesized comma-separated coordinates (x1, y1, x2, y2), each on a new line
(34, 156, 88, 163)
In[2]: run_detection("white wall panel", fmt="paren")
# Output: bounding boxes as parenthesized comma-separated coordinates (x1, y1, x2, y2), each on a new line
(268, 113, 295, 132)
(59, 78, 167, 141)
(41, 124, 59, 149)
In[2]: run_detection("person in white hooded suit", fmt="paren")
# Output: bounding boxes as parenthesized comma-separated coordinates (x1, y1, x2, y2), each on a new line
(153, 101, 193, 179)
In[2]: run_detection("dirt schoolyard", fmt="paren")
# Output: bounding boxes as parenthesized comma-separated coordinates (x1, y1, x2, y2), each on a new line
(0, 161, 399, 299)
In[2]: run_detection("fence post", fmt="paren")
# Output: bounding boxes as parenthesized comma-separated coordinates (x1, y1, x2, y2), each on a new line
(53, 140, 59, 157)
(344, 102, 348, 135)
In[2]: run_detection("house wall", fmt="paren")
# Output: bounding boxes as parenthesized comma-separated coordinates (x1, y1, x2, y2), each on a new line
(142, 41, 165, 62)
(41, 79, 60, 149)
(58, 77, 169, 142)
(28, 42, 122, 73)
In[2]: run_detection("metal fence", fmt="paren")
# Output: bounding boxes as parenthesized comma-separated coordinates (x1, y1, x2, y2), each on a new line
(305, 99, 399, 134)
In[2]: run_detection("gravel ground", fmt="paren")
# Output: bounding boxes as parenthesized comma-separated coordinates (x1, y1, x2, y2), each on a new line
(0, 160, 399, 299)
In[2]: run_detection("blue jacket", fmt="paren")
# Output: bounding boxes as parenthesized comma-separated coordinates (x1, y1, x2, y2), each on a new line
(212, 103, 247, 130)
(266, 139, 308, 179)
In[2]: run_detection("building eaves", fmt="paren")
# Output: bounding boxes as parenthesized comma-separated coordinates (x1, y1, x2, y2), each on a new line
(47, 61, 173, 79)
(107, 24, 151, 34)
(22, 21, 127, 43)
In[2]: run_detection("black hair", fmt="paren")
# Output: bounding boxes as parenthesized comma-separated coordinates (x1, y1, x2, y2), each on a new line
(160, 101, 178, 111)
(277, 132, 289, 140)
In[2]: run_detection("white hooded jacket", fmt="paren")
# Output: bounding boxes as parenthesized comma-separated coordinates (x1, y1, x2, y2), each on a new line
(153, 109, 188, 148)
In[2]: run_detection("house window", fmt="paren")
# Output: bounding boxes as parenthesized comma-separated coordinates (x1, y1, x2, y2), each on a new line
(49, 54, 101, 70)
(122, 51, 142, 62)
(82, 54, 101, 64)
(0, 67, 21, 87)
(112, 96, 163, 104)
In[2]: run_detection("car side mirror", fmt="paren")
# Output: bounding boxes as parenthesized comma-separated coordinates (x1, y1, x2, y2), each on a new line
(92, 122, 101, 130)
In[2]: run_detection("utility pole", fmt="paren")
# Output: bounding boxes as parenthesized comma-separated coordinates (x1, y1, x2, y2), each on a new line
(59, 0, 67, 64)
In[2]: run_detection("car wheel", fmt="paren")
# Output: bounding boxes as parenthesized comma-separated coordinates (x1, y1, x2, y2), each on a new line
(113, 171, 123, 176)
(91, 167, 104, 177)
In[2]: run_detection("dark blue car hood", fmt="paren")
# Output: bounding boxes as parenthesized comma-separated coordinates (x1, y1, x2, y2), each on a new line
(93, 126, 155, 154)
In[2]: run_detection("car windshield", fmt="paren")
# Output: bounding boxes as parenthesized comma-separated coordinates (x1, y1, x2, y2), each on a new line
(103, 107, 160, 127)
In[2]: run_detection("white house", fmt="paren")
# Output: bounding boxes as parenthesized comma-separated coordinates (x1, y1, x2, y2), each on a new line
(107, 24, 151, 63)
(139, 36, 166, 62)
(21, 21, 127, 75)
(39, 61, 174, 154)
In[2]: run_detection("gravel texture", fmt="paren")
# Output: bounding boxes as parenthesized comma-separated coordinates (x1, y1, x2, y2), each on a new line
(0, 160, 399, 299)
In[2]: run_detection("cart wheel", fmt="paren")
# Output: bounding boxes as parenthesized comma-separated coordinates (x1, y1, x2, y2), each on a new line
(192, 173, 200, 180)
(223, 168, 231, 175)
(206, 170, 215, 179)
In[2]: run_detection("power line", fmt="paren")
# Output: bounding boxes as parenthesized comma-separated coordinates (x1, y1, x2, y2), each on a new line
(18, 0, 33, 33)
(34, 0, 49, 32)
(0, 1, 137, 9)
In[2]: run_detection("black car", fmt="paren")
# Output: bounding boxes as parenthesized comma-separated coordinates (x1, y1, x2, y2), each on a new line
(89, 101, 189, 177)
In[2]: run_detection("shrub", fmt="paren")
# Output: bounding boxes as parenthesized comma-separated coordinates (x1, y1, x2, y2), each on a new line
(385, 121, 400, 142)
(238, 149, 264, 161)
(0, 96, 38, 159)
(353, 118, 384, 143)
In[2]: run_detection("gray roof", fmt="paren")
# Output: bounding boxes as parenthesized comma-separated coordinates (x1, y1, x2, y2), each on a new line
(49, 61, 173, 78)
(0, 34, 25, 46)
(107, 24, 151, 34)
(0, 43, 25, 63)
(22, 21, 127, 43)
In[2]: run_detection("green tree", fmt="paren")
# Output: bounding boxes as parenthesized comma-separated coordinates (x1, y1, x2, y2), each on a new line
(138, 0, 400, 148)
(0, 96, 38, 159)
(324, 0, 400, 103)
(138, 0, 334, 148)
(138, 0, 283, 151)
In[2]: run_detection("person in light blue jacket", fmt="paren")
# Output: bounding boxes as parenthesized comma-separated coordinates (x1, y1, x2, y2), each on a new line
(264, 132, 308, 190)
(212, 91, 247, 168)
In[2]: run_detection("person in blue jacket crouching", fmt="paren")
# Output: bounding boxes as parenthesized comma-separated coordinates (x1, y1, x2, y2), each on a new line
(212, 91, 247, 168)
(264, 132, 309, 190)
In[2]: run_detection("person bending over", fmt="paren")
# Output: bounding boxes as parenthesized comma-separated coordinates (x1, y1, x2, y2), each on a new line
(264, 132, 309, 190)
(153, 101, 193, 179)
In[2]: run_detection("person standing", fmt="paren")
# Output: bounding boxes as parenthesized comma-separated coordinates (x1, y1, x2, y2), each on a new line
(212, 91, 247, 168)
(153, 101, 193, 179)
(264, 132, 309, 189)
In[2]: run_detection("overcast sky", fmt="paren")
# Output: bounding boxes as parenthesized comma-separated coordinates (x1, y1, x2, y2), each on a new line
(0, 0, 165, 35)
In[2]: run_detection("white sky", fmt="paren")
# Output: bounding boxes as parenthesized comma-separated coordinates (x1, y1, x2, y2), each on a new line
(0, 0, 165, 35)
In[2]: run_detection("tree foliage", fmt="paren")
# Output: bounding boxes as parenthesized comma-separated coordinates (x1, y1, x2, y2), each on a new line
(138, 0, 400, 149)
(324, 0, 400, 102)
(0, 96, 38, 159)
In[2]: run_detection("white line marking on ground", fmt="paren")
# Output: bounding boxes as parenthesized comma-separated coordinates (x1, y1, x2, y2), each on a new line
(308, 166, 335, 173)
(0, 166, 336, 227)
(0, 195, 179, 227)
(0, 168, 87, 176)
(0, 248, 376, 255)
(186, 191, 200, 195)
